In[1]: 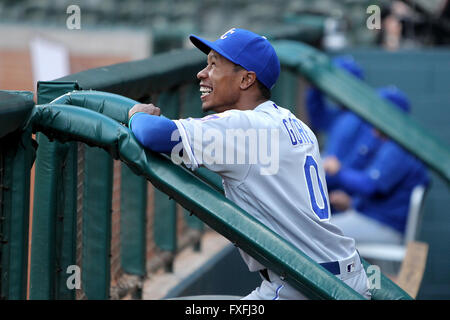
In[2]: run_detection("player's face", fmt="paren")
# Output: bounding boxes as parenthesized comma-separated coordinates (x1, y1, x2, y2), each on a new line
(197, 51, 243, 113)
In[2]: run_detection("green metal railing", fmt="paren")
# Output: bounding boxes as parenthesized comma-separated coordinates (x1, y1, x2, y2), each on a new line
(25, 89, 414, 300)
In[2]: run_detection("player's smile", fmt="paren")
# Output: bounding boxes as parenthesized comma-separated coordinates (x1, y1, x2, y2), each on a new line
(199, 84, 213, 99)
(197, 50, 242, 113)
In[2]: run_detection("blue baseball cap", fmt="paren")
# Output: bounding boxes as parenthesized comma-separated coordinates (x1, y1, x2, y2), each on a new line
(332, 55, 364, 80)
(189, 28, 280, 90)
(377, 86, 411, 113)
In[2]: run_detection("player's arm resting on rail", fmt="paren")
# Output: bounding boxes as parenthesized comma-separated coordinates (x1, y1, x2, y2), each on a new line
(128, 104, 180, 154)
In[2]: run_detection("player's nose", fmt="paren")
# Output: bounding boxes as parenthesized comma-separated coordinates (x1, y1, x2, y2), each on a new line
(197, 66, 208, 80)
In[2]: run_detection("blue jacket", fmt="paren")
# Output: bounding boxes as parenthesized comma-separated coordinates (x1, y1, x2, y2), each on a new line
(305, 87, 344, 133)
(325, 112, 383, 190)
(335, 140, 429, 233)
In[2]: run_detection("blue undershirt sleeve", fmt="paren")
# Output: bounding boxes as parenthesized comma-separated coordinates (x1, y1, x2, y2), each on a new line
(129, 112, 181, 154)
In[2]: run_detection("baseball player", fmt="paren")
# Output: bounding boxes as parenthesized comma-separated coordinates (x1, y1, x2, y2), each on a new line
(128, 28, 371, 300)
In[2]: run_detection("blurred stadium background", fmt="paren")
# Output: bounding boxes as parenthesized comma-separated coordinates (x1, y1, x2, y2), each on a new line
(2, 0, 450, 94)
(0, 0, 449, 300)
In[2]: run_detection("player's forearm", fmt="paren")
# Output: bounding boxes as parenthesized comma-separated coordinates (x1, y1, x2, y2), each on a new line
(129, 112, 180, 153)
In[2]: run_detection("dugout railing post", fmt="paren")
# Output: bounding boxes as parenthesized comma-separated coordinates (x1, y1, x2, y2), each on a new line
(0, 90, 35, 300)
(29, 84, 151, 299)
(29, 82, 79, 300)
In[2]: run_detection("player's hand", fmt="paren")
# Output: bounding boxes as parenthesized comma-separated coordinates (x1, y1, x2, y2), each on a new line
(329, 190, 352, 211)
(128, 103, 161, 120)
(323, 156, 341, 176)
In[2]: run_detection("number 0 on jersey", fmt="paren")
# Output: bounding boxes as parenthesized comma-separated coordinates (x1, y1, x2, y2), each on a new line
(303, 155, 330, 220)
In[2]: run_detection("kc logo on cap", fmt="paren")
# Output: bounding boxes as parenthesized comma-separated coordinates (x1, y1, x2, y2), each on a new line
(220, 28, 236, 39)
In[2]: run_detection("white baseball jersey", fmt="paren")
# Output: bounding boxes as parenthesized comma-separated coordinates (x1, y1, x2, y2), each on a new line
(173, 100, 356, 272)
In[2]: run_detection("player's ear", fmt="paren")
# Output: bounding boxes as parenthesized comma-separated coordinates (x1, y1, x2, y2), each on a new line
(240, 71, 257, 90)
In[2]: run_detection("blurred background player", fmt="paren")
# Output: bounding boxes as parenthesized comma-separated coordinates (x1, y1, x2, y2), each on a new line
(306, 56, 384, 196)
(324, 86, 429, 245)
(305, 55, 364, 136)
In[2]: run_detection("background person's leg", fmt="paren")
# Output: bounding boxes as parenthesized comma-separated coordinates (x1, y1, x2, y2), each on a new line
(331, 210, 403, 245)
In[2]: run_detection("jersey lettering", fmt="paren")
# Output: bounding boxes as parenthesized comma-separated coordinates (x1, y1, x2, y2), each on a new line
(282, 118, 298, 145)
(282, 117, 313, 146)
(292, 118, 313, 144)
